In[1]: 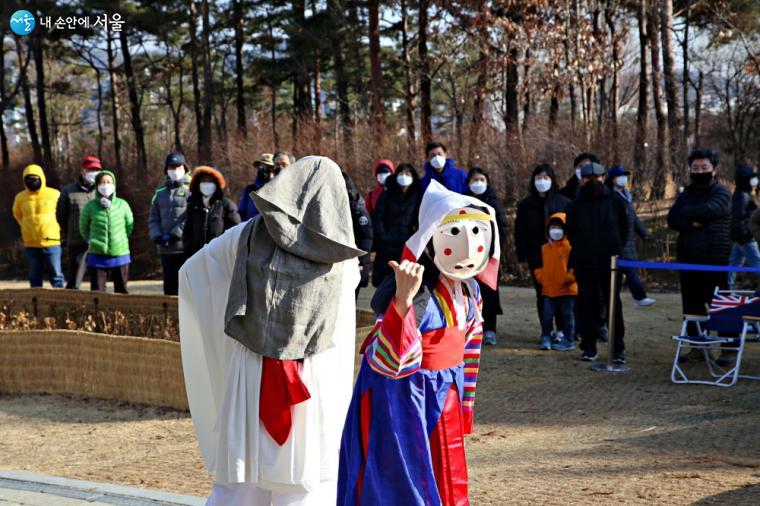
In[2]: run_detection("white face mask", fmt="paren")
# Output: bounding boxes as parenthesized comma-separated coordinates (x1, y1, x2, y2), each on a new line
(83, 171, 98, 184)
(199, 182, 217, 197)
(397, 174, 413, 187)
(431, 155, 446, 170)
(377, 172, 390, 185)
(469, 181, 487, 195)
(549, 227, 564, 241)
(575, 168, 582, 180)
(616, 176, 629, 187)
(751, 177, 759, 188)
(534, 178, 552, 193)
(98, 184, 115, 197)
(432, 207, 493, 282)
(167, 168, 185, 181)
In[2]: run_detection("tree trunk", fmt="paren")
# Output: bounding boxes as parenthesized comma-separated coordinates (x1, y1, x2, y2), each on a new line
(119, 28, 148, 175)
(200, 0, 214, 163)
(694, 70, 703, 147)
(368, 0, 386, 137)
(467, 0, 489, 167)
(419, 0, 432, 144)
(0, 22, 9, 169)
(32, 32, 54, 182)
(292, 0, 313, 149)
(401, 0, 416, 152)
(106, 31, 122, 171)
(633, 0, 649, 177)
(189, 0, 203, 160)
(505, 46, 519, 133)
(94, 65, 104, 158)
(348, 1, 366, 114)
(660, 0, 683, 169)
(648, 0, 670, 198)
(16, 38, 41, 165)
(234, 0, 246, 138)
(328, 0, 354, 159)
(522, 53, 531, 132)
(605, 3, 620, 160)
(682, 0, 690, 142)
(313, 46, 322, 135)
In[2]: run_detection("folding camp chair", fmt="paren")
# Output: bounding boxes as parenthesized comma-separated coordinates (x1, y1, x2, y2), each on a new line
(671, 288, 760, 387)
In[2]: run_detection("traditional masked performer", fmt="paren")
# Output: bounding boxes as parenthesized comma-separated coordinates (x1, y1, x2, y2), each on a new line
(179, 156, 364, 505)
(338, 180, 500, 505)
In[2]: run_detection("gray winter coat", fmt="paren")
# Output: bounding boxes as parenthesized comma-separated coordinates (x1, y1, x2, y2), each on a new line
(56, 179, 95, 249)
(613, 188, 648, 260)
(149, 176, 190, 254)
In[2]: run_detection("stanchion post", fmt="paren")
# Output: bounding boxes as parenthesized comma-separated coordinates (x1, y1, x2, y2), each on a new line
(591, 255, 630, 373)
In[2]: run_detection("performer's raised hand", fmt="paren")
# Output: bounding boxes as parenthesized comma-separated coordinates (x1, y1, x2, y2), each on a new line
(389, 260, 424, 316)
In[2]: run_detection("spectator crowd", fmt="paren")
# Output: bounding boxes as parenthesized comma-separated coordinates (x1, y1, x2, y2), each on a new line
(11, 143, 757, 365)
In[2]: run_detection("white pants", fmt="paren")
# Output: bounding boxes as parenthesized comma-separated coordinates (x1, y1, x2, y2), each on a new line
(206, 480, 337, 506)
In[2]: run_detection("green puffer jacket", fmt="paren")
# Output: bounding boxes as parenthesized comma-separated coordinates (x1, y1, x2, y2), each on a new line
(79, 172, 134, 257)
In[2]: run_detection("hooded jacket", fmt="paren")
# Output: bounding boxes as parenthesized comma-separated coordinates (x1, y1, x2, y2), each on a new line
(565, 181, 628, 271)
(667, 178, 732, 263)
(371, 171, 422, 286)
(730, 164, 758, 244)
(610, 186, 648, 260)
(420, 158, 468, 195)
(149, 170, 190, 254)
(365, 159, 395, 216)
(12, 164, 61, 248)
(184, 166, 241, 257)
(79, 170, 134, 257)
(466, 185, 508, 248)
(534, 213, 578, 297)
(514, 165, 570, 266)
(224, 156, 365, 360)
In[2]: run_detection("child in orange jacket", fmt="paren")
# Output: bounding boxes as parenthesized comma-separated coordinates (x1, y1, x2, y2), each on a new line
(534, 213, 578, 351)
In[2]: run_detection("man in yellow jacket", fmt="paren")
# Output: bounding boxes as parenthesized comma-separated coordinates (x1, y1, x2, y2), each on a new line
(12, 164, 64, 288)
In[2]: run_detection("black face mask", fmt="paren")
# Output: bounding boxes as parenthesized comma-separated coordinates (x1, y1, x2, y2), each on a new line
(24, 178, 42, 191)
(690, 172, 713, 186)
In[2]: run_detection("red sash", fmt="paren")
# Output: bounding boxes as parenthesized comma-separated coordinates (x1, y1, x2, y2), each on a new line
(259, 358, 311, 446)
(421, 327, 466, 370)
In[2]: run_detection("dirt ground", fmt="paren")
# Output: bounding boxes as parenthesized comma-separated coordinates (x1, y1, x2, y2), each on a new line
(1, 281, 759, 505)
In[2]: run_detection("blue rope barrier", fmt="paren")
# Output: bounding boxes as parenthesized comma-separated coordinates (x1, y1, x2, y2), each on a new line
(618, 259, 760, 273)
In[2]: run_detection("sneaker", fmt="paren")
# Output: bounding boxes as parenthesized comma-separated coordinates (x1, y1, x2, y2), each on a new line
(580, 352, 598, 361)
(539, 336, 552, 350)
(634, 297, 656, 307)
(613, 355, 626, 365)
(483, 331, 497, 346)
(715, 351, 737, 367)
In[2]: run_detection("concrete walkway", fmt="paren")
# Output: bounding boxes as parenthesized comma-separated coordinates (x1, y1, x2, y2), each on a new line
(0, 471, 204, 506)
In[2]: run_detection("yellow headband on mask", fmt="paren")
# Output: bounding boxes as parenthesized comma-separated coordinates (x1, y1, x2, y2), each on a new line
(440, 212, 492, 225)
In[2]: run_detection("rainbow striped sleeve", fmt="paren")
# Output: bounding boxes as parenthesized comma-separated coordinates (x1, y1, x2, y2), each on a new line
(365, 300, 423, 379)
(462, 295, 484, 434)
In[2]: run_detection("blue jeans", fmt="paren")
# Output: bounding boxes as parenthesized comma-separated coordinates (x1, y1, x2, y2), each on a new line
(24, 246, 64, 288)
(541, 296, 575, 339)
(728, 241, 760, 289)
(620, 266, 648, 301)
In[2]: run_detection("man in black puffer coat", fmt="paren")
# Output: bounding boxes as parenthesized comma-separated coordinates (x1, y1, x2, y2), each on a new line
(728, 163, 760, 289)
(515, 163, 570, 326)
(667, 148, 732, 340)
(184, 166, 241, 257)
(566, 162, 629, 362)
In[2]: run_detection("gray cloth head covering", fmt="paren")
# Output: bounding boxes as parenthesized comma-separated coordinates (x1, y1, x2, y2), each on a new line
(224, 156, 365, 359)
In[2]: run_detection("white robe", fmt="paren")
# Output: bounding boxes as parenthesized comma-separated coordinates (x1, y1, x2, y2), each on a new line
(179, 222, 358, 502)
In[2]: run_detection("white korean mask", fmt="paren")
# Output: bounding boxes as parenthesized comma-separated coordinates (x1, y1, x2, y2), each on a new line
(616, 176, 629, 187)
(377, 172, 390, 185)
(397, 174, 413, 187)
(534, 178, 552, 193)
(751, 177, 759, 188)
(469, 181, 487, 195)
(432, 207, 493, 282)
(431, 155, 446, 170)
(575, 168, 582, 180)
(549, 227, 564, 241)
(167, 168, 185, 181)
(199, 182, 217, 196)
(83, 171, 98, 184)
(98, 184, 115, 197)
